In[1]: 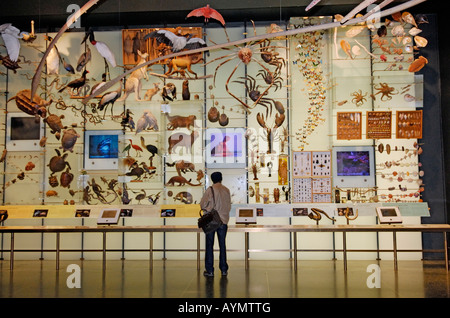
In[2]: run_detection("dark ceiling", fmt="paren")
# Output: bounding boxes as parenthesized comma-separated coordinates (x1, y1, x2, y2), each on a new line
(0, 0, 436, 32)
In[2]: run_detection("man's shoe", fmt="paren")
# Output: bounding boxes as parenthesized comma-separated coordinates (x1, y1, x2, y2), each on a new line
(203, 271, 214, 277)
(221, 271, 228, 276)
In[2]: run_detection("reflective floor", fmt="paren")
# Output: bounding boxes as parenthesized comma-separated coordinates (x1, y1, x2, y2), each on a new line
(0, 259, 449, 299)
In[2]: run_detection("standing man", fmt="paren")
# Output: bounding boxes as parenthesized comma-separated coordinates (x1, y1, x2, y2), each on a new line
(200, 171, 231, 277)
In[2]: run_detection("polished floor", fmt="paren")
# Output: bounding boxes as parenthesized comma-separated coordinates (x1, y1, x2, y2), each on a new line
(0, 259, 449, 299)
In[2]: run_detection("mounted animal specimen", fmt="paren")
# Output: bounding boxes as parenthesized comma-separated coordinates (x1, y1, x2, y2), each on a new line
(165, 54, 203, 78)
(162, 83, 176, 101)
(135, 110, 159, 134)
(186, 4, 225, 26)
(182, 80, 190, 100)
(165, 175, 201, 186)
(166, 160, 196, 176)
(44, 113, 67, 140)
(47, 149, 71, 176)
(117, 50, 149, 102)
(144, 83, 160, 101)
(256, 103, 285, 154)
(165, 113, 197, 130)
(173, 191, 193, 204)
(140, 136, 158, 168)
(308, 208, 336, 223)
(8, 89, 52, 120)
(60, 128, 80, 152)
(168, 130, 199, 154)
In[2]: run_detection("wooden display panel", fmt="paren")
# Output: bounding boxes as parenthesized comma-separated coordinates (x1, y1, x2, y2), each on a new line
(122, 29, 150, 66)
(337, 112, 362, 140)
(396, 110, 423, 139)
(366, 111, 392, 139)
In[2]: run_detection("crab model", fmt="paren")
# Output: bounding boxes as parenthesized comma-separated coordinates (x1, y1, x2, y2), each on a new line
(351, 89, 367, 106)
(374, 82, 398, 101)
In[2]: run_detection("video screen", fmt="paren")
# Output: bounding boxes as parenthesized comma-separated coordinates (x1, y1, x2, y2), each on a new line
(89, 134, 119, 159)
(101, 210, 118, 218)
(210, 131, 243, 158)
(336, 151, 370, 176)
(380, 208, 398, 217)
(239, 209, 254, 217)
(10, 117, 41, 140)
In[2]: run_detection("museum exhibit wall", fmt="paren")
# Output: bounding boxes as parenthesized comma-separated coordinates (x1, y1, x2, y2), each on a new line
(0, 12, 440, 261)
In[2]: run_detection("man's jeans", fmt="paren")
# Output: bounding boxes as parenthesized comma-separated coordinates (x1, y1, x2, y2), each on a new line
(205, 224, 228, 274)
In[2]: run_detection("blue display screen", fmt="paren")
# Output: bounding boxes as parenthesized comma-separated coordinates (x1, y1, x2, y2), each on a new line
(89, 134, 119, 159)
(336, 151, 370, 176)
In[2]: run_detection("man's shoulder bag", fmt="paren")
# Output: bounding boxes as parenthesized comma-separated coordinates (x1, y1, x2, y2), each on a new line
(198, 187, 223, 234)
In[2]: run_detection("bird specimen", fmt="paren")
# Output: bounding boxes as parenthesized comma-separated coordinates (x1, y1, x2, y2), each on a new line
(0, 23, 28, 62)
(140, 136, 158, 168)
(61, 57, 75, 74)
(97, 81, 122, 119)
(76, 46, 91, 72)
(128, 139, 143, 157)
(58, 69, 89, 96)
(21, 20, 36, 43)
(90, 73, 107, 96)
(144, 29, 207, 53)
(44, 35, 60, 75)
(186, 4, 225, 26)
(82, 28, 117, 75)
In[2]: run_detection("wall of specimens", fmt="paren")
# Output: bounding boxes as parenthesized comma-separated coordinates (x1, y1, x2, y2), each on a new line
(0, 12, 428, 212)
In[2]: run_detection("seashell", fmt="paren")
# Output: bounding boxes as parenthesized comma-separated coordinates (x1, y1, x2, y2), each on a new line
(402, 12, 418, 27)
(391, 12, 402, 22)
(386, 144, 391, 154)
(404, 94, 416, 102)
(334, 14, 344, 22)
(352, 45, 361, 56)
(377, 25, 387, 37)
(415, 14, 429, 24)
(404, 45, 413, 53)
(346, 25, 365, 38)
(391, 25, 405, 37)
(414, 35, 428, 48)
(340, 40, 353, 59)
(408, 56, 428, 72)
(409, 27, 422, 36)
(402, 37, 412, 45)
(378, 143, 384, 153)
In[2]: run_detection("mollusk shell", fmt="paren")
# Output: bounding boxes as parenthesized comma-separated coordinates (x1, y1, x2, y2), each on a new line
(391, 25, 405, 37)
(404, 94, 416, 102)
(402, 12, 418, 27)
(414, 35, 428, 48)
(345, 25, 365, 38)
(352, 45, 361, 56)
(409, 27, 422, 36)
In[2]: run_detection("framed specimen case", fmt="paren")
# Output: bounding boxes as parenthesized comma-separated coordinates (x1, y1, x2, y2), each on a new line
(396, 110, 422, 139)
(366, 111, 392, 139)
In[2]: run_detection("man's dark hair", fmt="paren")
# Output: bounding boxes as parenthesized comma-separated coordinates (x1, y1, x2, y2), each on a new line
(211, 172, 222, 184)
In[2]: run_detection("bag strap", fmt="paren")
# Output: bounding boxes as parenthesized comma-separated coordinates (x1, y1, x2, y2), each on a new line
(210, 186, 216, 208)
